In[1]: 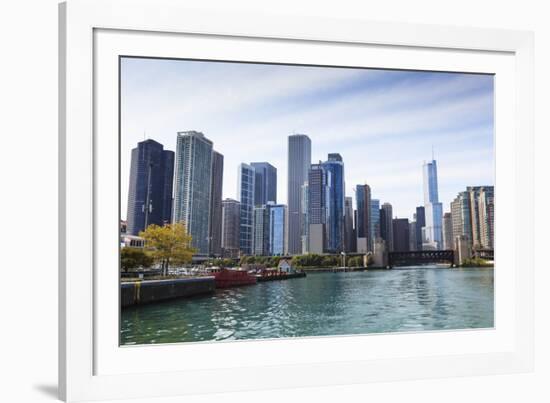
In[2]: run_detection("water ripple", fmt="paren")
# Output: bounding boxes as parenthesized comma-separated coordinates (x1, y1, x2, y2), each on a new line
(121, 267, 494, 344)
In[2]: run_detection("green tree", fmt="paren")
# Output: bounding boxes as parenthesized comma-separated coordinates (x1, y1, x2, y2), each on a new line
(139, 222, 196, 275)
(120, 247, 153, 272)
(347, 256, 363, 267)
(322, 255, 338, 267)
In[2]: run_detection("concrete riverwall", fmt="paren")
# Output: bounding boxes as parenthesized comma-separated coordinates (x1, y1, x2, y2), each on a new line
(121, 277, 215, 307)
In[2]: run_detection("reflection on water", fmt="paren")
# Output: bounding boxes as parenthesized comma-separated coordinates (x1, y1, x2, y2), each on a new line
(120, 266, 494, 345)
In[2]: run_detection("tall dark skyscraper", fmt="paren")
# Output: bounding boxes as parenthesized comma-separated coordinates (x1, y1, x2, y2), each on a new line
(221, 198, 240, 258)
(287, 134, 312, 255)
(253, 205, 270, 256)
(415, 206, 426, 251)
(172, 131, 213, 255)
(238, 163, 255, 255)
(356, 184, 372, 252)
(380, 202, 394, 252)
(409, 221, 417, 251)
(126, 139, 174, 236)
(250, 162, 277, 206)
(344, 197, 355, 253)
(209, 151, 224, 256)
(307, 163, 330, 254)
(392, 218, 410, 252)
(322, 154, 345, 253)
(370, 199, 381, 244)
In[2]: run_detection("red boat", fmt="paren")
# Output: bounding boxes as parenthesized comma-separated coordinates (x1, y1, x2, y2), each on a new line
(212, 268, 257, 288)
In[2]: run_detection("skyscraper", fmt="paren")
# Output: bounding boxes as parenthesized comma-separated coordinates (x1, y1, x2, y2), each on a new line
(269, 204, 287, 256)
(380, 202, 394, 252)
(478, 187, 494, 249)
(409, 221, 417, 251)
(287, 134, 312, 255)
(172, 131, 213, 255)
(250, 162, 277, 206)
(356, 184, 372, 252)
(307, 163, 331, 254)
(469, 186, 494, 249)
(450, 186, 494, 251)
(442, 212, 453, 250)
(253, 205, 270, 256)
(301, 182, 309, 253)
(344, 197, 355, 253)
(253, 202, 287, 256)
(221, 198, 240, 258)
(467, 186, 494, 250)
(238, 163, 255, 255)
(370, 199, 381, 244)
(451, 191, 472, 248)
(422, 159, 443, 250)
(322, 154, 345, 253)
(415, 206, 426, 250)
(209, 151, 224, 256)
(392, 218, 410, 252)
(126, 139, 174, 235)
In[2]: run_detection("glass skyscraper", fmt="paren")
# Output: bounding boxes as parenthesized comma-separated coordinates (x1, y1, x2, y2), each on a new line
(301, 182, 309, 253)
(356, 184, 372, 252)
(269, 203, 286, 256)
(422, 159, 443, 250)
(172, 131, 213, 255)
(344, 196, 355, 253)
(322, 154, 345, 253)
(370, 199, 380, 245)
(253, 205, 270, 256)
(238, 163, 255, 255)
(253, 202, 286, 256)
(126, 139, 174, 235)
(209, 151, 224, 256)
(307, 163, 331, 254)
(392, 218, 410, 252)
(415, 206, 426, 250)
(221, 198, 240, 258)
(251, 162, 277, 206)
(380, 202, 394, 252)
(287, 134, 312, 255)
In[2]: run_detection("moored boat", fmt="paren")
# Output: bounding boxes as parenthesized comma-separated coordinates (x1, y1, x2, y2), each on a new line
(212, 268, 257, 288)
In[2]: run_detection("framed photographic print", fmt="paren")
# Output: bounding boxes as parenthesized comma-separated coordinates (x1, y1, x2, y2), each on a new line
(59, 0, 534, 401)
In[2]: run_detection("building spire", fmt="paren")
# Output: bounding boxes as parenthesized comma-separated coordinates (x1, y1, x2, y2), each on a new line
(431, 145, 435, 161)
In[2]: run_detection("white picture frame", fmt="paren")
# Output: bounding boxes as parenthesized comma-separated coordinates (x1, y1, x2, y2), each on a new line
(59, 0, 534, 401)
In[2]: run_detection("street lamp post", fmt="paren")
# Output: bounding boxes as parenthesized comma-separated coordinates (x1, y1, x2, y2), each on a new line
(341, 251, 346, 268)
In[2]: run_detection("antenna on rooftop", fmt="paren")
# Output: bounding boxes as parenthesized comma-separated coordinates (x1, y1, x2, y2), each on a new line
(431, 145, 435, 161)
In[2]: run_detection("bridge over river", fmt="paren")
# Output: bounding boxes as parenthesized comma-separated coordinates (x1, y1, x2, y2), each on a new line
(388, 250, 455, 268)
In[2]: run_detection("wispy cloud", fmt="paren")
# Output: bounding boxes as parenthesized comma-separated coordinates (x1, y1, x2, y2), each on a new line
(121, 58, 494, 220)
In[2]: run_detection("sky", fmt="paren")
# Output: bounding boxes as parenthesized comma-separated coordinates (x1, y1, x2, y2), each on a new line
(120, 57, 494, 221)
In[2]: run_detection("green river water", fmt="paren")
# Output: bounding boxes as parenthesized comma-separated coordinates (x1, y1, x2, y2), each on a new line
(120, 266, 494, 345)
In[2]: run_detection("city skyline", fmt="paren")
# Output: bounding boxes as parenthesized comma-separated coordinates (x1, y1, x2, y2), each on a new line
(121, 57, 494, 221)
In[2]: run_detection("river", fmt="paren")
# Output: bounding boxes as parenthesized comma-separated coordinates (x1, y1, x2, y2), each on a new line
(120, 266, 494, 345)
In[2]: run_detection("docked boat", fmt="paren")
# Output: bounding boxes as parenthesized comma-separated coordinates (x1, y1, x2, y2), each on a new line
(211, 268, 257, 288)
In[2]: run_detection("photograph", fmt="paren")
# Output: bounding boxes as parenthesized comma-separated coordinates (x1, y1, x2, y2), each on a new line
(119, 57, 495, 345)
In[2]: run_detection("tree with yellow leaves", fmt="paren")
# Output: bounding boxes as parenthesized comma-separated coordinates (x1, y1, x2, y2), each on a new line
(139, 222, 196, 275)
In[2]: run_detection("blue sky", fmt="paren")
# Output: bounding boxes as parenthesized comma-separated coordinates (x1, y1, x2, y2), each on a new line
(121, 57, 494, 221)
